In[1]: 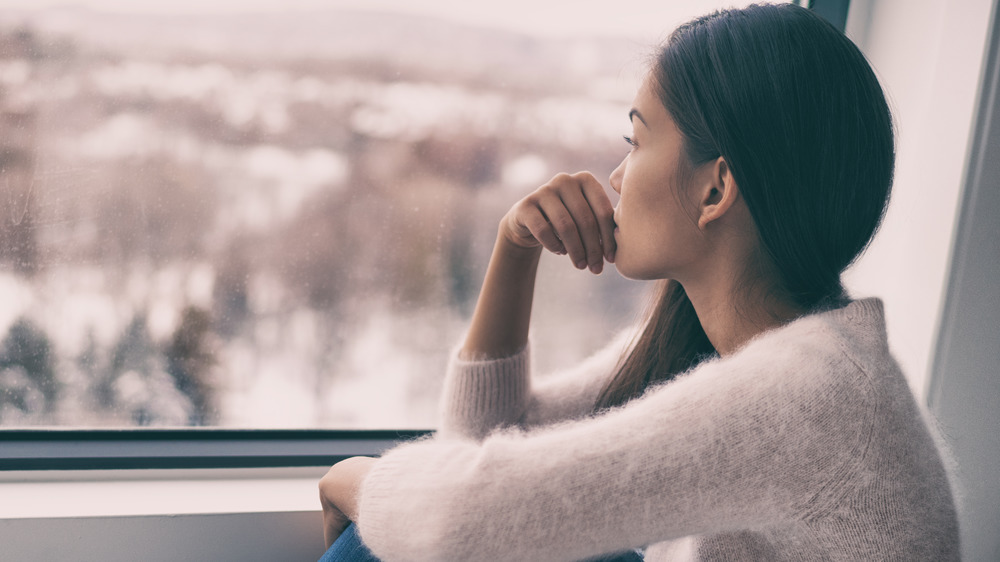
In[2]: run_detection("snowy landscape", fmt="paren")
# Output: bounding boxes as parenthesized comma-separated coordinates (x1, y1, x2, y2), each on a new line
(0, 8, 649, 428)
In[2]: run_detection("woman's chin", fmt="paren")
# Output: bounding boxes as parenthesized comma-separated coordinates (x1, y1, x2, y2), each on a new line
(611, 257, 641, 281)
(613, 256, 670, 282)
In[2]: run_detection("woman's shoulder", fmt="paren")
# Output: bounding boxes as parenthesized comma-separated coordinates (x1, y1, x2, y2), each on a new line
(761, 297, 887, 347)
(697, 297, 932, 458)
(736, 297, 894, 383)
(658, 298, 895, 425)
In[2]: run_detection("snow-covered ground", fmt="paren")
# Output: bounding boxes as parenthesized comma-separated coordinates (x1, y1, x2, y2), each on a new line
(0, 11, 645, 428)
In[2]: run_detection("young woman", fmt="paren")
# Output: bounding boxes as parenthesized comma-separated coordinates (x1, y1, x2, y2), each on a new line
(318, 4, 960, 560)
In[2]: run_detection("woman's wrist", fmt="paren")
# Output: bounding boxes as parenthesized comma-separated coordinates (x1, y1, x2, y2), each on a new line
(496, 225, 545, 259)
(461, 232, 541, 359)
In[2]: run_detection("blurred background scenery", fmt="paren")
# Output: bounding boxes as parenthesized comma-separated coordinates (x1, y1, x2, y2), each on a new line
(0, 2, 747, 428)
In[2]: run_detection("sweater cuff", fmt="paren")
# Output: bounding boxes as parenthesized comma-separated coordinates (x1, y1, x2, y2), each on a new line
(355, 437, 461, 561)
(355, 442, 413, 561)
(439, 344, 530, 439)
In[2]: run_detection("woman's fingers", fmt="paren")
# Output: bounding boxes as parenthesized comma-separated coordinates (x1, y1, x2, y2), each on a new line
(504, 171, 615, 273)
(562, 172, 615, 271)
(577, 172, 617, 264)
(517, 202, 566, 254)
(537, 188, 589, 269)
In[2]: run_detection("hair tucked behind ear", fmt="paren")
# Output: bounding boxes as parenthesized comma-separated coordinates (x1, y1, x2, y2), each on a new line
(595, 4, 894, 410)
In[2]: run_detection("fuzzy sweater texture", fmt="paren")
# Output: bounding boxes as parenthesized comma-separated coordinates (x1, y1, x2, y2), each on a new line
(356, 299, 959, 561)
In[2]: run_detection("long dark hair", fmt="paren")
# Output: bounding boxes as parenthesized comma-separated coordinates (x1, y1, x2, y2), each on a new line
(595, 4, 895, 410)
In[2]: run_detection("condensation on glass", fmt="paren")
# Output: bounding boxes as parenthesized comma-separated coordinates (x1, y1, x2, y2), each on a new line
(0, 2, 772, 428)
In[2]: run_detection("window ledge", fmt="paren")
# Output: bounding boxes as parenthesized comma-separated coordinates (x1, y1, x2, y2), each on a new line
(0, 467, 326, 519)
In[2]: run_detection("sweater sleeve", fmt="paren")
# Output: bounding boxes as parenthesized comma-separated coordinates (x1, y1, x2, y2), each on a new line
(357, 325, 876, 562)
(438, 328, 637, 440)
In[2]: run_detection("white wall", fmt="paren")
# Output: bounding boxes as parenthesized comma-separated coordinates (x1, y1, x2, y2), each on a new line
(924, 0, 1000, 554)
(843, 0, 996, 396)
(0, 512, 326, 561)
(0, 470, 329, 561)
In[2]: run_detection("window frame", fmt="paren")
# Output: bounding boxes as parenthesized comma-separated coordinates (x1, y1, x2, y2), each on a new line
(799, 0, 851, 30)
(0, 429, 430, 470)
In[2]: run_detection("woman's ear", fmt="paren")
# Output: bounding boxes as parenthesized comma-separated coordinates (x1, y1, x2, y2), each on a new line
(697, 157, 740, 230)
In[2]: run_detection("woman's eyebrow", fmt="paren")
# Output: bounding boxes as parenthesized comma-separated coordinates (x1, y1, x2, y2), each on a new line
(628, 108, 648, 127)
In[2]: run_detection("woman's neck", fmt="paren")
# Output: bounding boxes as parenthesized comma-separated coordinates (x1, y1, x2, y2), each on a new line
(677, 202, 806, 356)
(684, 277, 803, 357)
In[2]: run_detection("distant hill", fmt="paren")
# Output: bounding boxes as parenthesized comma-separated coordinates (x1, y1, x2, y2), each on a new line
(0, 7, 645, 88)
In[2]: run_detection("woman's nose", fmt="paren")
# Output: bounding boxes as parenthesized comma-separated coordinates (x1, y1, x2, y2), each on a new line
(610, 157, 626, 194)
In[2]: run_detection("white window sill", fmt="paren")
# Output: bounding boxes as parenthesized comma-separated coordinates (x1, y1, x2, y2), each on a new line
(0, 467, 327, 518)
(0, 468, 332, 561)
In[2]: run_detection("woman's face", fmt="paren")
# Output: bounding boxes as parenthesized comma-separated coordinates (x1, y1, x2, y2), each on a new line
(609, 74, 709, 281)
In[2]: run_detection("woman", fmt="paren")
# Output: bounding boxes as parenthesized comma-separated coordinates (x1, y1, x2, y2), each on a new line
(318, 4, 960, 561)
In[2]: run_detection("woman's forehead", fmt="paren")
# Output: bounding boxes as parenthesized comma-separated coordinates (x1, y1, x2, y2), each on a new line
(631, 74, 672, 129)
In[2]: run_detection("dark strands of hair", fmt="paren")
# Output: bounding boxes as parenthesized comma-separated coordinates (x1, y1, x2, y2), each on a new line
(594, 4, 895, 411)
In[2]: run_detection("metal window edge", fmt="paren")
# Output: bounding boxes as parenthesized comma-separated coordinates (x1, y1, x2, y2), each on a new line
(0, 429, 432, 470)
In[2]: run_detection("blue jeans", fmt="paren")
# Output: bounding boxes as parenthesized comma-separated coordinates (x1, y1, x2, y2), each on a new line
(589, 549, 645, 561)
(319, 523, 381, 562)
(318, 523, 645, 562)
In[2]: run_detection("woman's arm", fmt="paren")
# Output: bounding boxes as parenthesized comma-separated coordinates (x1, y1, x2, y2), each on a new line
(318, 172, 617, 536)
(459, 234, 541, 359)
(439, 326, 637, 439)
(319, 456, 378, 548)
(355, 331, 877, 562)
(439, 172, 617, 438)
(461, 171, 616, 359)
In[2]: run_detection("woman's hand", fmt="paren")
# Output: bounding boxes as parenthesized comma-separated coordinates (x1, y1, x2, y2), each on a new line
(319, 456, 378, 548)
(460, 171, 617, 359)
(501, 171, 616, 274)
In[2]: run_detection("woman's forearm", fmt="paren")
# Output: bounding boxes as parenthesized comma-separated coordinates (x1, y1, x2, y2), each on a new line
(461, 172, 615, 359)
(460, 230, 542, 359)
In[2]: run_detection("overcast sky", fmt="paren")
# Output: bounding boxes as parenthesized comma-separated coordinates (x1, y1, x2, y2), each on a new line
(0, 0, 780, 41)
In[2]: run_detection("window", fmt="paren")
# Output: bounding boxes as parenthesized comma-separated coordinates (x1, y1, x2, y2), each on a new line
(0, 1, 804, 433)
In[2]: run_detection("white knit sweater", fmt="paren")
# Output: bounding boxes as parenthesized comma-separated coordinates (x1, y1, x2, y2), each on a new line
(356, 299, 959, 561)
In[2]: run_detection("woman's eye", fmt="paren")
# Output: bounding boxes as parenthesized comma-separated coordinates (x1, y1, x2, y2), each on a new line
(623, 135, 637, 148)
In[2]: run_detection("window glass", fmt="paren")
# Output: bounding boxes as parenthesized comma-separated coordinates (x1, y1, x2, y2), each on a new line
(0, 1, 788, 428)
